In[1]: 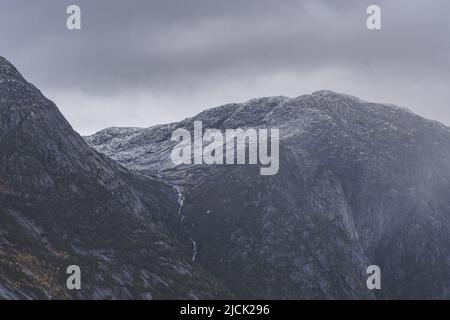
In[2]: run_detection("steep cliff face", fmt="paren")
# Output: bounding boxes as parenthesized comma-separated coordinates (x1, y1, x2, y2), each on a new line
(0, 56, 229, 299)
(88, 90, 450, 299)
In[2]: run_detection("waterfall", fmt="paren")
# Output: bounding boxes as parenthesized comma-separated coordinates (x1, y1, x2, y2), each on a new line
(175, 185, 185, 217)
(174, 185, 198, 263)
(191, 239, 198, 262)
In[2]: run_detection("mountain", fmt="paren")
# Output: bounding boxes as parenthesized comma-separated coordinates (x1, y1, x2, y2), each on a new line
(0, 56, 229, 299)
(2, 53, 450, 300)
(87, 91, 450, 299)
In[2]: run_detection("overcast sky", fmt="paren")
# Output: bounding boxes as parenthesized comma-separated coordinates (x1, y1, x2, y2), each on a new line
(1, 0, 449, 135)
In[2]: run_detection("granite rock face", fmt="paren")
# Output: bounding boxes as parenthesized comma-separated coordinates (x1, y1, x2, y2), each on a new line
(0, 56, 229, 299)
(88, 90, 450, 299)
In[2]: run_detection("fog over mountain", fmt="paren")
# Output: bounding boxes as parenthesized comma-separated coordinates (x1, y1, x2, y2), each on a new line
(87, 89, 450, 299)
(2, 56, 450, 299)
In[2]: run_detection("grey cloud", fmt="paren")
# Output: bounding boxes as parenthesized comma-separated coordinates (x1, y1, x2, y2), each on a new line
(0, 0, 449, 134)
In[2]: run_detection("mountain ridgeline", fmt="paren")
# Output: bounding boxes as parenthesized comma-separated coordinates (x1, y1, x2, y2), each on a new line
(1, 56, 450, 299)
(0, 56, 228, 299)
(87, 92, 450, 299)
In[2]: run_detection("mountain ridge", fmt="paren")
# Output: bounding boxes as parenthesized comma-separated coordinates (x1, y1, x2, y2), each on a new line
(0, 56, 230, 299)
(87, 87, 450, 299)
(87, 89, 446, 140)
(3, 54, 450, 299)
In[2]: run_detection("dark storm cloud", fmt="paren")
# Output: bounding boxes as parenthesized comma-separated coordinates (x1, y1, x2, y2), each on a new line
(1, 0, 449, 134)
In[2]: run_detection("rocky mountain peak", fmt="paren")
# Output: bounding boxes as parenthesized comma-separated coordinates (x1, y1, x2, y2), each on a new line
(0, 58, 229, 300)
(3, 55, 450, 299)
(0, 56, 25, 82)
(86, 90, 450, 299)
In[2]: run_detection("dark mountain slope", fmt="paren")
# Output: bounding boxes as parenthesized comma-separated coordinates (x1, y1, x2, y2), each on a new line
(88, 91, 450, 299)
(0, 56, 229, 299)
(174, 146, 372, 299)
